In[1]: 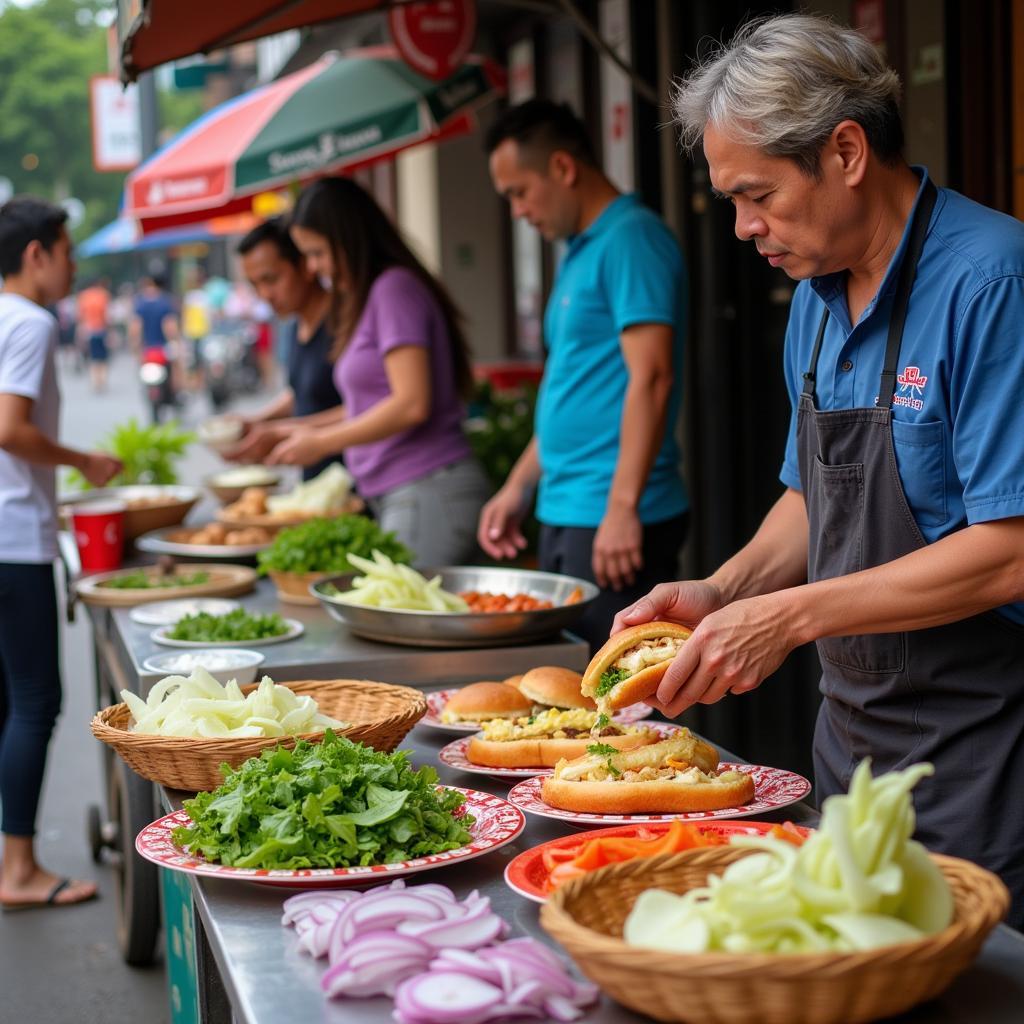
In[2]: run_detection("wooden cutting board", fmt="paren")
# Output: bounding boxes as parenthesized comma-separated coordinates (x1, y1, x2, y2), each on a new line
(75, 563, 257, 607)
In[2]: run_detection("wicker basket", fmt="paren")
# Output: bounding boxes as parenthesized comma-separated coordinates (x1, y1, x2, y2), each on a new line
(540, 846, 1009, 1024)
(267, 569, 329, 605)
(91, 679, 427, 791)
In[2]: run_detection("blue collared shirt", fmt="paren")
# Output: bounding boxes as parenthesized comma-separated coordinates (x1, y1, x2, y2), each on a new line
(536, 194, 688, 527)
(780, 168, 1024, 622)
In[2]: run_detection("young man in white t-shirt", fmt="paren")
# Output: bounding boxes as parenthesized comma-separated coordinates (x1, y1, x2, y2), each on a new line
(0, 196, 121, 910)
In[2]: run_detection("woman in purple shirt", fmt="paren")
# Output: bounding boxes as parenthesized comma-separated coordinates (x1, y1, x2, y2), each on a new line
(265, 178, 489, 565)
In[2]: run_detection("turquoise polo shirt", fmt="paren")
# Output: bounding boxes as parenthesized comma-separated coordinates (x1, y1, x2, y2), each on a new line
(535, 194, 688, 528)
(780, 168, 1024, 622)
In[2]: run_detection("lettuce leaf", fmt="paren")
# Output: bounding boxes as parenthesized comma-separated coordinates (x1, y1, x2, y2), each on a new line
(172, 731, 473, 869)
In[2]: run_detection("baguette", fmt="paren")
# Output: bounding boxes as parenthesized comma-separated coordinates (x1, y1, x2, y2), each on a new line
(466, 730, 652, 769)
(581, 621, 693, 712)
(539, 731, 755, 813)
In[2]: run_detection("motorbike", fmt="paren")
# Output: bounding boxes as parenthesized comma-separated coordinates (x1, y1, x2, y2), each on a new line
(139, 346, 176, 424)
(200, 319, 261, 411)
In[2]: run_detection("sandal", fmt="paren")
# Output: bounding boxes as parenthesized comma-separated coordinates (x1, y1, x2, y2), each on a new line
(0, 877, 99, 912)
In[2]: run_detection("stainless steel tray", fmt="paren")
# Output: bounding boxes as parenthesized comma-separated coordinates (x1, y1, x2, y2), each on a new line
(311, 566, 597, 648)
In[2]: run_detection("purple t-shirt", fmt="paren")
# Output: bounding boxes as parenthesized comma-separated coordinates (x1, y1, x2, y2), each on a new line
(334, 266, 470, 497)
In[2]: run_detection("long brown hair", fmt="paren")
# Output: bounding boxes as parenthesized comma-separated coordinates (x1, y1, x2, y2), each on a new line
(290, 177, 474, 398)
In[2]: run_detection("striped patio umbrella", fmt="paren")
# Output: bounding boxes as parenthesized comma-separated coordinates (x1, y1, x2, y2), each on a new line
(125, 47, 504, 233)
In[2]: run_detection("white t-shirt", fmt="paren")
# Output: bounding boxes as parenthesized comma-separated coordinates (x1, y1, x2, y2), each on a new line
(0, 292, 61, 562)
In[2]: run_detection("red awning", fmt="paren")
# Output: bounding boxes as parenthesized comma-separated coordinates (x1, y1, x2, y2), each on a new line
(119, 1, 405, 82)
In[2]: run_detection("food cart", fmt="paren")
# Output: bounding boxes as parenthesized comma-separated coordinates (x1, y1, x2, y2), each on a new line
(73, 538, 1024, 1024)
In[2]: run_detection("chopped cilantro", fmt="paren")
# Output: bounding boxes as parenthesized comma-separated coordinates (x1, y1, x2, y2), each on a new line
(595, 713, 610, 729)
(596, 668, 630, 696)
(587, 742, 619, 757)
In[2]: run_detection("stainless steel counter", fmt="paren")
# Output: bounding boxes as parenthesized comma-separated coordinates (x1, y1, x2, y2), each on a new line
(93, 581, 1024, 1024)
(166, 720, 1024, 1024)
(108, 577, 590, 690)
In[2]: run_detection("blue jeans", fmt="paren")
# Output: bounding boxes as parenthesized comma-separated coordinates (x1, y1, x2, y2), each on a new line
(0, 562, 62, 837)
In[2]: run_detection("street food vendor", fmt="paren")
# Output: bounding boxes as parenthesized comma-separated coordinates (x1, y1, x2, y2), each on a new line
(614, 14, 1024, 926)
(227, 217, 339, 481)
(259, 178, 490, 565)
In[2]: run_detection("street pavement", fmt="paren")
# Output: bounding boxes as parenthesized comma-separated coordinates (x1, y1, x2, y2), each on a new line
(1, 347, 280, 1024)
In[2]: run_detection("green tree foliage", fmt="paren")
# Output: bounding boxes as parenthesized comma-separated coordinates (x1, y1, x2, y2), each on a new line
(0, 1, 123, 240)
(0, 0, 204, 248)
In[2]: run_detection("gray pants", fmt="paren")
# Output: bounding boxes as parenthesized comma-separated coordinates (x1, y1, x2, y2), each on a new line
(367, 457, 491, 566)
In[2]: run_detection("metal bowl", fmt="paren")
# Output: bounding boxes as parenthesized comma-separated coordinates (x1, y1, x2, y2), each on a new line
(311, 566, 598, 648)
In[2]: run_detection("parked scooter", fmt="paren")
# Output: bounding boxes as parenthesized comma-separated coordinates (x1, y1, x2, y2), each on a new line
(139, 346, 176, 424)
(200, 320, 261, 411)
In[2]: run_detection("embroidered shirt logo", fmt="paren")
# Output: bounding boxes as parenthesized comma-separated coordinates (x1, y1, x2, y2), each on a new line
(893, 366, 928, 411)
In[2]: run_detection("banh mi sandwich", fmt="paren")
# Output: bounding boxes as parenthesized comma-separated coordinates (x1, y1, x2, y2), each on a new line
(540, 731, 755, 814)
(465, 707, 658, 769)
(581, 621, 693, 717)
(440, 681, 532, 723)
(517, 666, 596, 711)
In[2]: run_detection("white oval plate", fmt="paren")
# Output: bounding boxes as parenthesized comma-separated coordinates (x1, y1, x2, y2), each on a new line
(150, 618, 304, 648)
(130, 597, 241, 627)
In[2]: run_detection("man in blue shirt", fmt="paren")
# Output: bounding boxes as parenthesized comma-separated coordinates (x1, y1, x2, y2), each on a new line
(480, 101, 688, 651)
(615, 14, 1024, 926)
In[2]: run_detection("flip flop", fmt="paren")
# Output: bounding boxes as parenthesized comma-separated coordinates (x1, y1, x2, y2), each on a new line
(0, 877, 99, 912)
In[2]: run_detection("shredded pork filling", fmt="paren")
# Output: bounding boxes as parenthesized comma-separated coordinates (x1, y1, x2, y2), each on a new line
(613, 637, 685, 676)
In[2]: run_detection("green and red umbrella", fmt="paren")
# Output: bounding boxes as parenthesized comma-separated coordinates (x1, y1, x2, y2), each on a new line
(125, 47, 504, 233)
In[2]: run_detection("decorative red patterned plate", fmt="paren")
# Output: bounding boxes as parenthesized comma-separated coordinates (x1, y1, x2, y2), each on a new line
(506, 764, 812, 827)
(419, 688, 653, 734)
(437, 721, 682, 780)
(503, 819, 814, 903)
(135, 787, 525, 888)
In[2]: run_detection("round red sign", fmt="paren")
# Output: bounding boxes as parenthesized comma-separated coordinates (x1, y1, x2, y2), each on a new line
(388, 0, 477, 81)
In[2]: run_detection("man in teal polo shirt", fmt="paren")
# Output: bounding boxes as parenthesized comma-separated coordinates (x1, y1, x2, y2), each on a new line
(479, 100, 688, 651)
(615, 14, 1024, 925)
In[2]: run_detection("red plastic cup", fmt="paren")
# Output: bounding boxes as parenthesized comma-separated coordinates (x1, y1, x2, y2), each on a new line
(71, 500, 126, 572)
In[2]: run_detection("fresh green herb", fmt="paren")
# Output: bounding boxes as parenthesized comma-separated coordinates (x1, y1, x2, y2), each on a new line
(65, 419, 194, 489)
(100, 570, 210, 590)
(167, 609, 289, 642)
(172, 730, 474, 869)
(257, 515, 412, 576)
(587, 741, 623, 777)
(595, 713, 610, 730)
(596, 668, 630, 697)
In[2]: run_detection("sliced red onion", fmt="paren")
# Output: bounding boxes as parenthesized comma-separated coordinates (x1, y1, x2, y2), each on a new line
(281, 890, 358, 925)
(398, 904, 506, 950)
(544, 993, 591, 1022)
(394, 971, 505, 1024)
(321, 955, 426, 999)
(428, 950, 503, 985)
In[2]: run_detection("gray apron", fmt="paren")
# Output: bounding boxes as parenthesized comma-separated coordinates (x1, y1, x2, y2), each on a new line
(797, 180, 1024, 928)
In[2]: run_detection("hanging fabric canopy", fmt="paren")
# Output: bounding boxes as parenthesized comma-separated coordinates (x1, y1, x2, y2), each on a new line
(78, 212, 261, 258)
(119, 0, 403, 83)
(122, 47, 504, 234)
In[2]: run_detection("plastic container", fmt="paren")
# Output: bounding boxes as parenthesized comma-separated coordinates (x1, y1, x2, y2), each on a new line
(71, 500, 126, 571)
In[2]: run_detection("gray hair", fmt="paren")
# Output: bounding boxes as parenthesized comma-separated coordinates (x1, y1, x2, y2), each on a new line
(672, 14, 903, 177)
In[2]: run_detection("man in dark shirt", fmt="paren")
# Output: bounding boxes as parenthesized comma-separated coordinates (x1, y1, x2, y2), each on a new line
(226, 218, 339, 480)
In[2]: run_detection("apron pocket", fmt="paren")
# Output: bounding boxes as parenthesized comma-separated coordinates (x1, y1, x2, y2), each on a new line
(808, 456, 906, 674)
(891, 419, 947, 528)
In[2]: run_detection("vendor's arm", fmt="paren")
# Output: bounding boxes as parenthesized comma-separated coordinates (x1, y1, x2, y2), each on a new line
(247, 388, 296, 423)
(478, 436, 541, 559)
(222, 403, 345, 462)
(0, 393, 121, 486)
(594, 323, 674, 589)
(652, 517, 1024, 717)
(266, 346, 428, 466)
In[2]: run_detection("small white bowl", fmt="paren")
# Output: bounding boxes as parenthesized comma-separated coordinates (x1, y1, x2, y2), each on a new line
(198, 417, 244, 454)
(141, 648, 265, 685)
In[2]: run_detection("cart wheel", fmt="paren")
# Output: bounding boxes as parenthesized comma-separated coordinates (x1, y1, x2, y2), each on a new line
(109, 760, 161, 966)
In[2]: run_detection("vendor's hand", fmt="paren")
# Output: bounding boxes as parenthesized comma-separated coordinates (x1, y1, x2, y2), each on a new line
(221, 423, 283, 463)
(478, 483, 530, 560)
(265, 429, 326, 468)
(648, 594, 795, 718)
(593, 502, 643, 590)
(79, 451, 123, 488)
(612, 579, 724, 635)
